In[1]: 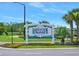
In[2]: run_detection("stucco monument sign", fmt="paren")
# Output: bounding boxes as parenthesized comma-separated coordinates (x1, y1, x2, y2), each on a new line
(25, 23, 55, 44)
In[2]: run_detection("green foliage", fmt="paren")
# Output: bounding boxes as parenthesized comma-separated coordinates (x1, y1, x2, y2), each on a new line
(0, 43, 79, 48)
(0, 23, 5, 35)
(39, 20, 49, 24)
(26, 21, 32, 24)
(55, 27, 70, 38)
(63, 8, 79, 42)
(3, 22, 24, 35)
(18, 44, 79, 48)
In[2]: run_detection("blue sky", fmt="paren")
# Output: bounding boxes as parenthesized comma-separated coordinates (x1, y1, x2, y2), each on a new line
(0, 2, 79, 28)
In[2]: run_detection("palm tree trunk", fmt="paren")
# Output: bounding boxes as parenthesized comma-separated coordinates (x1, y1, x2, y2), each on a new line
(70, 21, 73, 43)
(76, 24, 79, 43)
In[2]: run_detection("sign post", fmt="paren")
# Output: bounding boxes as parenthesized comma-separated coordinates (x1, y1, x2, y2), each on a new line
(51, 25, 55, 44)
(25, 23, 28, 44)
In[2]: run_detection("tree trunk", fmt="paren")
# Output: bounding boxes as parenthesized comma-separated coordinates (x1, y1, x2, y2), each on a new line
(70, 21, 73, 43)
(76, 24, 79, 43)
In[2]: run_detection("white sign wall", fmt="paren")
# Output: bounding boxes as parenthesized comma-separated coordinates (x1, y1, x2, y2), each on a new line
(28, 26, 52, 37)
(25, 24, 55, 44)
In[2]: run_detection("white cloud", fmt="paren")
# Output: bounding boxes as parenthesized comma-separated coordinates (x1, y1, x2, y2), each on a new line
(28, 2, 44, 8)
(43, 8, 67, 14)
(28, 2, 67, 14)
(2, 16, 23, 23)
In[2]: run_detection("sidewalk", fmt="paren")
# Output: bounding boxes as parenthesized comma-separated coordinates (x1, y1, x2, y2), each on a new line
(0, 42, 9, 45)
(0, 42, 25, 45)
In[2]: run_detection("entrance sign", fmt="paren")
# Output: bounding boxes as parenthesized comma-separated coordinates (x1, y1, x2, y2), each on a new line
(28, 25, 52, 37)
(25, 23, 55, 44)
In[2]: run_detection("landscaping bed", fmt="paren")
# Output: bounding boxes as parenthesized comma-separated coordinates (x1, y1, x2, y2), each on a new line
(0, 43, 23, 48)
(0, 43, 79, 48)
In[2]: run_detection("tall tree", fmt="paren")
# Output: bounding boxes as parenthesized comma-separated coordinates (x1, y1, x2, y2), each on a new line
(63, 12, 74, 43)
(0, 22, 5, 35)
(71, 8, 79, 43)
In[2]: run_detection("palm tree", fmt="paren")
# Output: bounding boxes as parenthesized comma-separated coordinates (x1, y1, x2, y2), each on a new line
(71, 8, 79, 43)
(63, 12, 74, 43)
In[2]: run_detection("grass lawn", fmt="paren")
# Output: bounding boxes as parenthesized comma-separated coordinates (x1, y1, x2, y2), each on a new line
(0, 35, 72, 45)
(0, 35, 79, 48)
(28, 37, 52, 42)
(0, 35, 52, 42)
(0, 35, 25, 42)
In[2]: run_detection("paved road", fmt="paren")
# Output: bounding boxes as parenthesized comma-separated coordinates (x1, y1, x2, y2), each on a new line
(0, 48, 79, 56)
